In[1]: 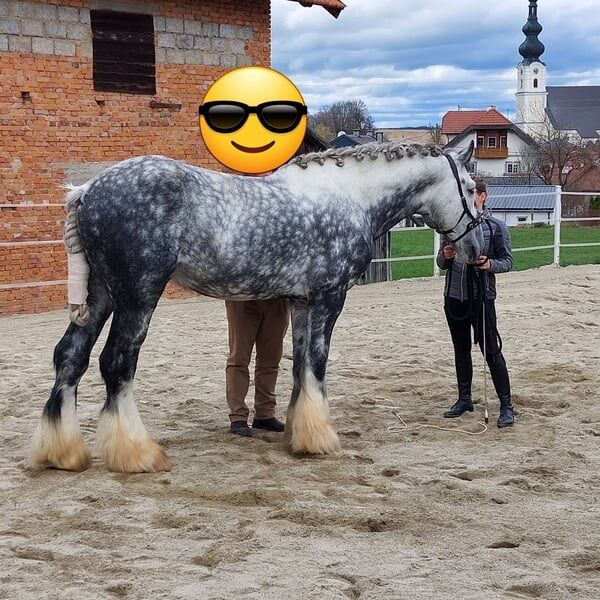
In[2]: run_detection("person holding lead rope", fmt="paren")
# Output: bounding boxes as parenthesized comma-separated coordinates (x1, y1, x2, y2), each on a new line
(436, 179, 515, 428)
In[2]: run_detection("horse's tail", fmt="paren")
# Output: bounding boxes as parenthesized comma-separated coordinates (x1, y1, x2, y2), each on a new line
(64, 183, 91, 326)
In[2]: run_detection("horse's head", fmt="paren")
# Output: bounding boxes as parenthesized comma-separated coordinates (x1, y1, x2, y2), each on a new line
(418, 141, 484, 264)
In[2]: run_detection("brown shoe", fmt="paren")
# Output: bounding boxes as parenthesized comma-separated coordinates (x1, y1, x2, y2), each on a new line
(230, 421, 252, 437)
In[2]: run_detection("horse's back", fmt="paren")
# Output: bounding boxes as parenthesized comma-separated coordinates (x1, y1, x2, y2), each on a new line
(76, 156, 197, 289)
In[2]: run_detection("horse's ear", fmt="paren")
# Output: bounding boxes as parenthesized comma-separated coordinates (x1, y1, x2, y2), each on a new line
(456, 140, 474, 165)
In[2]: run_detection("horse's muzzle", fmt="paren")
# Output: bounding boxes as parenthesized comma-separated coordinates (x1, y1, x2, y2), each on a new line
(456, 236, 482, 264)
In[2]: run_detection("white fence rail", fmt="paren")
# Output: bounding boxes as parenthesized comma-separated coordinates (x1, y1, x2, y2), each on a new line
(370, 186, 600, 280)
(1, 188, 599, 292)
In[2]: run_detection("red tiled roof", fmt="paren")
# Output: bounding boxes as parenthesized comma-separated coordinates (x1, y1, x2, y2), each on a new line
(441, 108, 512, 135)
(287, 0, 346, 18)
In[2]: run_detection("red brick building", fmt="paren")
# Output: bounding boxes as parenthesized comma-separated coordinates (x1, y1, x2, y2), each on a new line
(0, 0, 344, 315)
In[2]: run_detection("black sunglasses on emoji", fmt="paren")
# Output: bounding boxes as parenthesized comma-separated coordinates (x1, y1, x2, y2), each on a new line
(198, 100, 307, 134)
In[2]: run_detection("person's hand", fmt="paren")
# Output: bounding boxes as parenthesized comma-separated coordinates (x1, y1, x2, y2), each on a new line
(442, 245, 456, 259)
(477, 255, 491, 270)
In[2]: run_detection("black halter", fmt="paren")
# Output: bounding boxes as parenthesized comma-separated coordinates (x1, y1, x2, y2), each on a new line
(436, 153, 484, 244)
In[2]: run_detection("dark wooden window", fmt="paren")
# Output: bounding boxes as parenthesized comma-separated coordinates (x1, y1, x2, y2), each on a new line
(487, 136, 497, 148)
(477, 135, 484, 148)
(91, 10, 156, 95)
(500, 136, 507, 149)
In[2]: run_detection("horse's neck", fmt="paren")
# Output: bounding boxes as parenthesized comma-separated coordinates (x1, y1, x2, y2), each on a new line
(276, 157, 439, 237)
(358, 159, 438, 238)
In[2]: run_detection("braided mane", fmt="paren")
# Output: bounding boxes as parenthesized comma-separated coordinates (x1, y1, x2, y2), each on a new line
(291, 142, 444, 169)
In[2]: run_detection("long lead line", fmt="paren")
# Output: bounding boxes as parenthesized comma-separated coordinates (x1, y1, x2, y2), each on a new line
(384, 410, 488, 436)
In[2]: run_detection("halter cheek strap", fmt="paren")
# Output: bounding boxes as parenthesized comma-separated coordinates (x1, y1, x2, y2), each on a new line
(437, 153, 483, 244)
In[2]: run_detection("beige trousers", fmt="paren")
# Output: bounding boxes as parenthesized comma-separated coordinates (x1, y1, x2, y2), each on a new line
(225, 299, 290, 423)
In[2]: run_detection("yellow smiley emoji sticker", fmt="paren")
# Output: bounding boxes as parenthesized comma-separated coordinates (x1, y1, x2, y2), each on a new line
(198, 66, 308, 174)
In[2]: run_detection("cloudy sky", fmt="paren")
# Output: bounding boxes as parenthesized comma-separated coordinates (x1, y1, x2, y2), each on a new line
(271, 0, 600, 127)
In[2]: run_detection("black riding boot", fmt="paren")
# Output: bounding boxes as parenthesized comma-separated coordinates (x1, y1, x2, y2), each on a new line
(487, 353, 514, 428)
(444, 352, 474, 418)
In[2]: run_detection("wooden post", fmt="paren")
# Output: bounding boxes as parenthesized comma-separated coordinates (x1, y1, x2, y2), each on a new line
(387, 230, 392, 282)
(553, 186, 562, 267)
(433, 231, 441, 276)
(361, 231, 389, 284)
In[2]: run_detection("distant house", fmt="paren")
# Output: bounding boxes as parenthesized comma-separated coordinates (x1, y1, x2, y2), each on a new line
(296, 128, 329, 155)
(485, 175, 544, 186)
(487, 185, 556, 226)
(442, 107, 534, 178)
(330, 130, 385, 148)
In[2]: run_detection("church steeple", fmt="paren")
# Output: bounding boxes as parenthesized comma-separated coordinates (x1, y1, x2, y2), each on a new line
(515, 0, 548, 136)
(519, 0, 545, 65)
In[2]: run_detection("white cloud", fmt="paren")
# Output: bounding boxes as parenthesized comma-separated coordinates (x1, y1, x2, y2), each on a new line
(272, 0, 600, 126)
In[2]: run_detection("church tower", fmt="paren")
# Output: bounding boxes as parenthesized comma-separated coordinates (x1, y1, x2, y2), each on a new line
(515, 0, 547, 136)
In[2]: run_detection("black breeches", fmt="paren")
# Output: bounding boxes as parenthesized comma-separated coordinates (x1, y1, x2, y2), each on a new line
(444, 296, 502, 359)
(444, 296, 511, 401)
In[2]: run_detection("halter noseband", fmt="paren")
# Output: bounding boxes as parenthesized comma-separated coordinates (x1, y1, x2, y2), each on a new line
(436, 153, 483, 244)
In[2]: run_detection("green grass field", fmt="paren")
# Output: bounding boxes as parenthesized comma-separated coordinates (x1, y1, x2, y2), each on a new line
(388, 225, 600, 280)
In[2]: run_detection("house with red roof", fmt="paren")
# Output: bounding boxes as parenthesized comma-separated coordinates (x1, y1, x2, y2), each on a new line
(442, 107, 534, 178)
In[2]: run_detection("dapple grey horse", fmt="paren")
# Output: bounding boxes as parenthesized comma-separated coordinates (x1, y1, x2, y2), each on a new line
(31, 141, 482, 473)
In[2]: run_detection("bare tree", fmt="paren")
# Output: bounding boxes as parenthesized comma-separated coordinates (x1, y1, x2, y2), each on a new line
(309, 99, 374, 137)
(520, 111, 598, 190)
(428, 123, 444, 145)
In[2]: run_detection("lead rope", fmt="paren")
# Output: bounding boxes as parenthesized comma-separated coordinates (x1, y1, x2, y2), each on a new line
(482, 276, 489, 425)
(386, 411, 488, 435)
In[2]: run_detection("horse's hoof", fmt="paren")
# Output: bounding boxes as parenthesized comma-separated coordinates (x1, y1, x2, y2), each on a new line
(291, 430, 341, 455)
(289, 418, 341, 455)
(96, 407, 172, 473)
(100, 436, 172, 473)
(31, 419, 92, 472)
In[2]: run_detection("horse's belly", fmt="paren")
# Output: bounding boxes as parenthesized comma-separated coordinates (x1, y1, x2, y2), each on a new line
(173, 261, 302, 300)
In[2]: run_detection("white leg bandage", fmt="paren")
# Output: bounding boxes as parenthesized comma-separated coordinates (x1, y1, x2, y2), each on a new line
(67, 252, 90, 326)
(67, 252, 90, 305)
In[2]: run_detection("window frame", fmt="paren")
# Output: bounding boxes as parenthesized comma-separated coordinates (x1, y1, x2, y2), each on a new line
(505, 161, 520, 174)
(91, 10, 157, 96)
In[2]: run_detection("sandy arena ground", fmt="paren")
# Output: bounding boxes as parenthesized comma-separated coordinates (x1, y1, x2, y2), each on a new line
(1, 264, 599, 600)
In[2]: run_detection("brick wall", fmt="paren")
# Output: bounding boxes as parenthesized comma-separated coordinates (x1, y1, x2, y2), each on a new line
(0, 0, 271, 315)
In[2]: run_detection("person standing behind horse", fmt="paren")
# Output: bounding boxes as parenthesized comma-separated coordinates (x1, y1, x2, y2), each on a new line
(225, 298, 289, 436)
(225, 169, 290, 437)
(436, 179, 515, 427)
